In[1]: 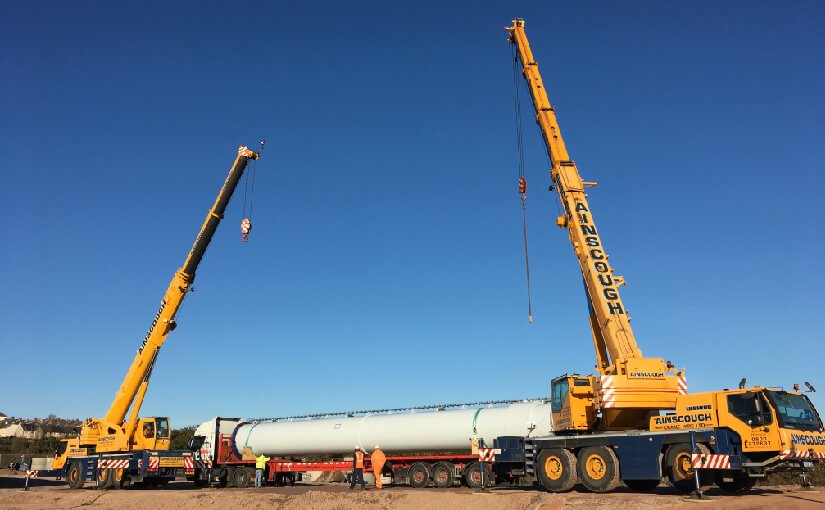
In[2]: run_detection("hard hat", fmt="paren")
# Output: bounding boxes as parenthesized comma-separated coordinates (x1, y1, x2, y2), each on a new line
(355, 445, 360, 449)
(374, 445, 380, 449)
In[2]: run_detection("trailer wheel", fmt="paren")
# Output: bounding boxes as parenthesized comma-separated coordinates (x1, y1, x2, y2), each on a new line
(408, 462, 430, 488)
(577, 446, 621, 492)
(463, 461, 492, 489)
(536, 448, 577, 492)
(432, 462, 454, 488)
(623, 479, 660, 491)
(665, 443, 709, 493)
(67, 462, 85, 489)
(715, 475, 755, 493)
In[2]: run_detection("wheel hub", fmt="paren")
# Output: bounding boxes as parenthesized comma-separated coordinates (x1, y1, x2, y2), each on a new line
(544, 455, 563, 481)
(585, 454, 606, 480)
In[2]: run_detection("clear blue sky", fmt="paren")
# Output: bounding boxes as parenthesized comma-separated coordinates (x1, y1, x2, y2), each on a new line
(1, 1, 823, 427)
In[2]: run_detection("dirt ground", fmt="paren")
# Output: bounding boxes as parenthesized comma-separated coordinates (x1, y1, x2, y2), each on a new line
(2, 471, 824, 510)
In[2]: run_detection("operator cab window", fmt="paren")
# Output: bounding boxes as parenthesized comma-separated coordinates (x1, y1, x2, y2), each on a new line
(727, 392, 773, 427)
(156, 418, 170, 438)
(143, 422, 155, 438)
(552, 379, 569, 413)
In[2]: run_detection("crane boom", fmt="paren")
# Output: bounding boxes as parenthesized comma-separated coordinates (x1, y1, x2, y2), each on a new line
(507, 19, 683, 431)
(104, 145, 259, 426)
(507, 20, 639, 369)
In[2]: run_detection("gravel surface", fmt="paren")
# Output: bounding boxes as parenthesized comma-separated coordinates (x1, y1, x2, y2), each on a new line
(2, 471, 824, 509)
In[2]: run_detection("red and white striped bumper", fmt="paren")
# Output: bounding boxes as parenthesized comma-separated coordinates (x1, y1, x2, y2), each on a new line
(691, 453, 731, 470)
(779, 450, 825, 460)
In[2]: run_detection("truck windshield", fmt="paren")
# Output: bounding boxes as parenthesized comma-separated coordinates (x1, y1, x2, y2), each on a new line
(765, 391, 822, 432)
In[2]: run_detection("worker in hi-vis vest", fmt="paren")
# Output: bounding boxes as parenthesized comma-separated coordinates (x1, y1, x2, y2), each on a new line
(255, 454, 270, 487)
(371, 445, 386, 489)
(349, 445, 366, 490)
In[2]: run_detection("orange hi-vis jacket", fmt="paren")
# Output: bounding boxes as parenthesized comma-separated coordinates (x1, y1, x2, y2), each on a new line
(354, 451, 365, 469)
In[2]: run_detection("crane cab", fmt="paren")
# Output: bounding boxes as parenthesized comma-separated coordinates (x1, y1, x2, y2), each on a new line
(551, 374, 597, 432)
(134, 417, 171, 450)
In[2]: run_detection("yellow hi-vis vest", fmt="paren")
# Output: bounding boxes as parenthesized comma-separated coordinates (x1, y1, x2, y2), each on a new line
(256, 455, 269, 469)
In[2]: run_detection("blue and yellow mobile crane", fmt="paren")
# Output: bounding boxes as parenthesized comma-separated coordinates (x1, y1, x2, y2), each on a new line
(493, 19, 825, 494)
(31, 145, 260, 489)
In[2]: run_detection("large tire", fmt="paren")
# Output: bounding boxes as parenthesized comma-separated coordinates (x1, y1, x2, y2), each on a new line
(112, 468, 129, 489)
(577, 446, 621, 492)
(665, 443, 709, 493)
(432, 462, 454, 488)
(624, 479, 660, 491)
(536, 448, 577, 492)
(464, 462, 493, 489)
(97, 468, 114, 489)
(243, 467, 257, 487)
(408, 462, 431, 488)
(225, 467, 237, 487)
(67, 462, 85, 489)
(715, 475, 755, 494)
(232, 466, 250, 488)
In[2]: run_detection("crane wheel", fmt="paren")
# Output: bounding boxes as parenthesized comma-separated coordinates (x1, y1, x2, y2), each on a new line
(432, 462, 454, 488)
(665, 443, 710, 493)
(536, 448, 577, 492)
(623, 479, 661, 491)
(97, 468, 114, 489)
(577, 446, 621, 492)
(67, 462, 85, 489)
(408, 462, 431, 488)
(112, 468, 129, 489)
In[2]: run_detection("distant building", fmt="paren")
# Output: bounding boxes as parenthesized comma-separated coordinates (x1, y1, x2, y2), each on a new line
(40, 424, 78, 438)
(0, 422, 44, 439)
(0, 422, 24, 438)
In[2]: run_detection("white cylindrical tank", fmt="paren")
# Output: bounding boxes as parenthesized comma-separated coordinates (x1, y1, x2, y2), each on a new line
(232, 401, 552, 456)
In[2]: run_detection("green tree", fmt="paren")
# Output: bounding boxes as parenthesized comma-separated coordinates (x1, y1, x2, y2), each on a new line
(170, 426, 196, 450)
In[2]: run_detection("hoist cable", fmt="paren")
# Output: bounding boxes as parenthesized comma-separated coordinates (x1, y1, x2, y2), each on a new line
(512, 47, 533, 324)
(521, 196, 533, 324)
(242, 164, 250, 219)
(512, 46, 526, 179)
(247, 158, 257, 220)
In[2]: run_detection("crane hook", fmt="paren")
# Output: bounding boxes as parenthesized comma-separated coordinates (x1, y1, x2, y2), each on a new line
(241, 218, 252, 242)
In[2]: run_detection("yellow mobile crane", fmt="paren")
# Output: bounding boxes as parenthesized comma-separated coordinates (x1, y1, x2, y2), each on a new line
(502, 19, 824, 494)
(44, 145, 261, 489)
(508, 19, 684, 434)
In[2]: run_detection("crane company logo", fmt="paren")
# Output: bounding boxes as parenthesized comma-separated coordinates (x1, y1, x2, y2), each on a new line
(791, 434, 825, 446)
(630, 372, 664, 378)
(653, 413, 712, 426)
(686, 404, 713, 412)
(138, 300, 167, 355)
(575, 202, 624, 315)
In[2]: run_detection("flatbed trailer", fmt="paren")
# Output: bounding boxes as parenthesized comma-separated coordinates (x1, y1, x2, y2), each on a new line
(191, 432, 495, 488)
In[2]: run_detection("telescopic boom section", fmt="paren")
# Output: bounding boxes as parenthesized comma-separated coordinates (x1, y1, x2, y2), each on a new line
(104, 146, 259, 425)
(507, 20, 683, 422)
(506, 20, 639, 371)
